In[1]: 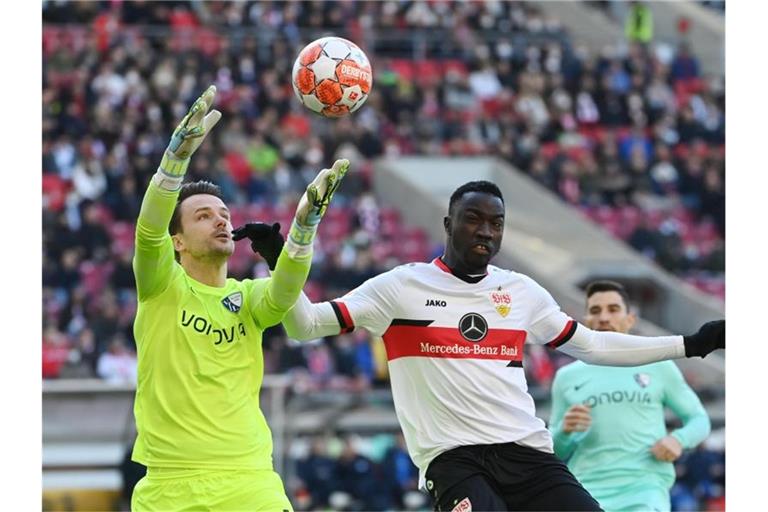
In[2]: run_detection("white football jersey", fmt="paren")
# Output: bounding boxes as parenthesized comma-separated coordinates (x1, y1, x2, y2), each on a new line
(331, 258, 577, 482)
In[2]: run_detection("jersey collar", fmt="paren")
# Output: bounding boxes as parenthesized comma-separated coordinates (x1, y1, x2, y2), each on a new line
(433, 257, 488, 284)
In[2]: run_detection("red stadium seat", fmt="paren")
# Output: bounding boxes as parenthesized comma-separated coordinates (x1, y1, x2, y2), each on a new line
(442, 60, 469, 77)
(388, 59, 415, 81)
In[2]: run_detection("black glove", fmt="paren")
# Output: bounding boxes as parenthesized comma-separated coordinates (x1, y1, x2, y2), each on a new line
(232, 222, 284, 271)
(683, 320, 725, 358)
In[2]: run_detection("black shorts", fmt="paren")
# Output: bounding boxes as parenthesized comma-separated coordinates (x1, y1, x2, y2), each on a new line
(424, 442, 602, 511)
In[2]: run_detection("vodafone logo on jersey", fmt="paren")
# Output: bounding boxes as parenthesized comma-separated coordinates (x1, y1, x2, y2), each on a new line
(459, 313, 488, 342)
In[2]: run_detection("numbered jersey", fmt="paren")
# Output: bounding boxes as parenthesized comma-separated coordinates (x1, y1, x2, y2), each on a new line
(332, 258, 577, 481)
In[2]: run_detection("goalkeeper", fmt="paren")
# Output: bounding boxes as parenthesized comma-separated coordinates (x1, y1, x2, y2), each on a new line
(130, 85, 348, 511)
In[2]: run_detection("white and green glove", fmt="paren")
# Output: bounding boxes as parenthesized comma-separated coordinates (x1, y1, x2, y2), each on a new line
(154, 85, 222, 191)
(285, 158, 350, 258)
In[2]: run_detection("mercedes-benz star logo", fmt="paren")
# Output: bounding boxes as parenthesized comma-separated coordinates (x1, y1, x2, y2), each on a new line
(459, 313, 488, 342)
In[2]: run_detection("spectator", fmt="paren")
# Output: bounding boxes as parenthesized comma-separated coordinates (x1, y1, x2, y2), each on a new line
(60, 327, 99, 378)
(296, 436, 337, 509)
(42, 325, 72, 379)
(76, 202, 112, 261)
(96, 335, 138, 384)
(624, 1, 654, 44)
(335, 438, 390, 510)
(381, 434, 419, 509)
(106, 175, 142, 222)
(699, 165, 725, 236)
(670, 42, 700, 83)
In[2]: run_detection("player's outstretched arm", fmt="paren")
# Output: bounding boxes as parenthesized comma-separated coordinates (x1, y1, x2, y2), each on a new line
(285, 158, 350, 259)
(245, 160, 349, 329)
(556, 320, 725, 366)
(282, 267, 401, 341)
(682, 320, 725, 358)
(282, 291, 345, 340)
(133, 85, 222, 301)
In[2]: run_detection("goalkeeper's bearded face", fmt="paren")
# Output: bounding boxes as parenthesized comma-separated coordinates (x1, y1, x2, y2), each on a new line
(172, 193, 235, 261)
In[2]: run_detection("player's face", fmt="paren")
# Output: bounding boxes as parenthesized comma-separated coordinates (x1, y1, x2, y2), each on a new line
(584, 291, 636, 333)
(173, 194, 234, 260)
(445, 192, 504, 271)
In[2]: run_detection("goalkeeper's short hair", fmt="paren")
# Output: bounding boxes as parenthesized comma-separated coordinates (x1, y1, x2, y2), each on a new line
(169, 180, 224, 261)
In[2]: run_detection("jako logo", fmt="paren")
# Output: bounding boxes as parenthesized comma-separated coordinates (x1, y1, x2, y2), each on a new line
(425, 299, 447, 307)
(181, 310, 246, 345)
(584, 390, 651, 408)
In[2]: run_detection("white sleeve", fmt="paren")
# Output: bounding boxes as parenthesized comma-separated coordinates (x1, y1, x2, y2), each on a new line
(282, 292, 341, 341)
(333, 268, 402, 336)
(521, 276, 686, 364)
(558, 324, 686, 366)
(282, 269, 402, 341)
(524, 276, 578, 347)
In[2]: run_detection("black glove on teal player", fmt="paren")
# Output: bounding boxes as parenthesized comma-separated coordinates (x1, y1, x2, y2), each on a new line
(232, 222, 285, 271)
(683, 320, 725, 358)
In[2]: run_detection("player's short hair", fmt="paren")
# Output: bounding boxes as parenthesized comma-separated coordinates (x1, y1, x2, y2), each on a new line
(169, 180, 224, 261)
(448, 181, 504, 214)
(585, 280, 631, 311)
(169, 181, 224, 235)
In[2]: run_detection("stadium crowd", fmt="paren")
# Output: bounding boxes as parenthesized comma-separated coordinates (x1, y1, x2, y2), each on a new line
(43, 0, 724, 376)
(43, 2, 724, 510)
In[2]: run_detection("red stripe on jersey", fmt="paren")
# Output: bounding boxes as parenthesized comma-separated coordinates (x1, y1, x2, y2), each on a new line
(382, 324, 526, 362)
(432, 257, 488, 282)
(546, 319, 576, 348)
(335, 301, 355, 333)
(433, 257, 452, 274)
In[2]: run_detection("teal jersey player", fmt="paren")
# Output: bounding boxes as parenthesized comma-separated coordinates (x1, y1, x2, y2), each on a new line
(549, 281, 711, 512)
(550, 360, 710, 511)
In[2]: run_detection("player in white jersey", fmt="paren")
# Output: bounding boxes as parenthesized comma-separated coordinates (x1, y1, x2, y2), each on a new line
(239, 180, 725, 511)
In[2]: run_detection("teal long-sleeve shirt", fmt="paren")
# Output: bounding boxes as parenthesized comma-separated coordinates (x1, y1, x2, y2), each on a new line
(549, 360, 710, 500)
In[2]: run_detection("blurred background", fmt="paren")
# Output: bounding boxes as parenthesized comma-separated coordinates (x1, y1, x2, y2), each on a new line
(41, 1, 725, 511)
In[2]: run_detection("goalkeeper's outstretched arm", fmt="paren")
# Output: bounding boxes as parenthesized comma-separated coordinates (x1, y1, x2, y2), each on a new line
(133, 86, 221, 301)
(245, 159, 350, 330)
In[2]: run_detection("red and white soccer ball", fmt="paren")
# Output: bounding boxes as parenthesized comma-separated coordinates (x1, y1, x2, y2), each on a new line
(292, 36, 372, 118)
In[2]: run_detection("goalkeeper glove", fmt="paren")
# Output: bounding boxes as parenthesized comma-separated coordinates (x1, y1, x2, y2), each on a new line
(285, 159, 350, 258)
(232, 222, 285, 271)
(683, 320, 725, 358)
(156, 85, 222, 189)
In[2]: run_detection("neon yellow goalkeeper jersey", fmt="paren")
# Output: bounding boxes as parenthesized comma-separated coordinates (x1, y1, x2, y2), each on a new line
(131, 180, 310, 470)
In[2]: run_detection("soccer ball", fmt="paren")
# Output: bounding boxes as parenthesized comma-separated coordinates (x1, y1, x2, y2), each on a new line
(291, 37, 372, 118)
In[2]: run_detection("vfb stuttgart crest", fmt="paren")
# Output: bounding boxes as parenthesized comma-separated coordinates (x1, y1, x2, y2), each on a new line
(221, 292, 243, 313)
(634, 372, 651, 388)
(489, 288, 511, 318)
